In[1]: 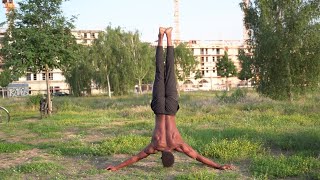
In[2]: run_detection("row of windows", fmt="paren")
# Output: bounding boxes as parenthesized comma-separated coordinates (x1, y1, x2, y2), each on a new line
(201, 56, 220, 63)
(26, 73, 53, 81)
(26, 86, 61, 94)
(198, 48, 222, 55)
(200, 70, 217, 76)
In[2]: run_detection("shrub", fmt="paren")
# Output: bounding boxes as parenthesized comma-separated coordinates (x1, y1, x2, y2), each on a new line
(216, 88, 248, 103)
(26, 94, 43, 110)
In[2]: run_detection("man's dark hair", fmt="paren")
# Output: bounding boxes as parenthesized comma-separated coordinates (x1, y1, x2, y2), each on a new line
(161, 151, 174, 167)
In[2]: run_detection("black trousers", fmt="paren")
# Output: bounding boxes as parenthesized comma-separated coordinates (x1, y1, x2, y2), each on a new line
(151, 46, 179, 115)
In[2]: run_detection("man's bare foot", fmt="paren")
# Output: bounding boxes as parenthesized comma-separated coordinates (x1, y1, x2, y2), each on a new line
(159, 27, 166, 38)
(165, 27, 173, 37)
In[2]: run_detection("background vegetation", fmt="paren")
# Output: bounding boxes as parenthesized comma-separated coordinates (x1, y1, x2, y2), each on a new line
(0, 90, 319, 179)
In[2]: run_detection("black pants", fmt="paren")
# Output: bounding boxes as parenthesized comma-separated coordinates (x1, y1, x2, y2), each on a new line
(151, 46, 179, 115)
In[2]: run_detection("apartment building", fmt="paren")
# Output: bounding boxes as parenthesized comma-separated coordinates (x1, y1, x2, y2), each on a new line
(0, 30, 101, 97)
(177, 40, 244, 91)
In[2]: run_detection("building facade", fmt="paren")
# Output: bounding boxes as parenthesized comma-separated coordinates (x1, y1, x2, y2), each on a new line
(180, 40, 244, 91)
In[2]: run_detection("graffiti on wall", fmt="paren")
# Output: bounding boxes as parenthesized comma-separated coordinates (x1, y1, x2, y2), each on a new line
(7, 84, 29, 97)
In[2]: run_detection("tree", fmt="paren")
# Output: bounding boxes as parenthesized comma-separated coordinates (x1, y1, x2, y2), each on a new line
(0, 0, 76, 115)
(91, 26, 138, 96)
(238, 49, 253, 86)
(63, 44, 93, 96)
(128, 32, 154, 94)
(241, 0, 320, 100)
(91, 30, 114, 98)
(216, 51, 237, 91)
(174, 43, 197, 84)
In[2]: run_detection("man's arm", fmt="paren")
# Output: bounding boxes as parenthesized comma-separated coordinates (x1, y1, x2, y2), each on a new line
(106, 144, 156, 171)
(176, 143, 232, 170)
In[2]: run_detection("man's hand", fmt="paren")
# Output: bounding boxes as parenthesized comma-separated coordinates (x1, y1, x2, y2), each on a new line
(219, 164, 233, 170)
(106, 165, 118, 171)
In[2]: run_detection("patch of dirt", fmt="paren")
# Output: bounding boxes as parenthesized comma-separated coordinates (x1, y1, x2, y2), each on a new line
(24, 118, 40, 123)
(0, 148, 50, 169)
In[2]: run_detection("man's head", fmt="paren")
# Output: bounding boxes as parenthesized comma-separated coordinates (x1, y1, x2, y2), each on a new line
(161, 151, 174, 167)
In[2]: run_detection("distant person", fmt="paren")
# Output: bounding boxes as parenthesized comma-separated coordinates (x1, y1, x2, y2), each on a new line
(106, 27, 232, 171)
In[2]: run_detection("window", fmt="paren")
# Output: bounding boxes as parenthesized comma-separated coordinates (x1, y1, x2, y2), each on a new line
(205, 48, 208, 54)
(200, 48, 204, 55)
(201, 57, 204, 62)
(33, 73, 37, 81)
(213, 57, 215, 62)
(42, 73, 46, 80)
(91, 33, 95, 38)
(29, 87, 32, 95)
(84, 33, 87, 39)
(49, 73, 53, 80)
(217, 49, 220, 55)
(206, 57, 208, 62)
(26, 73, 31, 81)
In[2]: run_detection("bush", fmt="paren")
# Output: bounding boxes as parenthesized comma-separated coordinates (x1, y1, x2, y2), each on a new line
(216, 88, 248, 103)
(27, 94, 43, 109)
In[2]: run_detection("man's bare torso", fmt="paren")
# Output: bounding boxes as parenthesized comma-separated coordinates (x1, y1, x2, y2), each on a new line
(146, 115, 184, 153)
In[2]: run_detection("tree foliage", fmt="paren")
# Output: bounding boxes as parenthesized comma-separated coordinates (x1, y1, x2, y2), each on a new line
(217, 51, 237, 78)
(217, 51, 237, 90)
(0, 0, 76, 114)
(62, 45, 93, 96)
(90, 26, 154, 96)
(127, 32, 154, 94)
(241, 0, 320, 100)
(238, 49, 254, 83)
(174, 43, 197, 82)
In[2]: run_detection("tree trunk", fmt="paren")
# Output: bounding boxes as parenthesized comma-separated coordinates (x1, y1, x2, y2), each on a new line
(286, 62, 293, 102)
(45, 64, 52, 116)
(107, 74, 111, 98)
(225, 77, 229, 91)
(138, 79, 142, 94)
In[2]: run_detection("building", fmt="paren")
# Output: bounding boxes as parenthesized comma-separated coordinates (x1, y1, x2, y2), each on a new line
(0, 30, 101, 97)
(180, 40, 244, 91)
(72, 30, 101, 45)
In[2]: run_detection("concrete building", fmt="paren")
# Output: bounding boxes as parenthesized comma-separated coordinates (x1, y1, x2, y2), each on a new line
(179, 40, 244, 91)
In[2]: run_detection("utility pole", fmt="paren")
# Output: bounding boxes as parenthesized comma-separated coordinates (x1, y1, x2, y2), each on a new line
(173, 0, 180, 44)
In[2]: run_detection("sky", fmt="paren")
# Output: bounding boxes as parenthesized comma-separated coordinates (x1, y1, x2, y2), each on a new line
(1, 0, 245, 42)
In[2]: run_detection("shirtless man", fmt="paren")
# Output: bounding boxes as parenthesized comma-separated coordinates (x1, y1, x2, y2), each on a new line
(106, 27, 232, 171)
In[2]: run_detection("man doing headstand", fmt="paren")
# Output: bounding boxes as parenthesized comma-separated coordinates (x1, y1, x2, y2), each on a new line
(106, 27, 232, 171)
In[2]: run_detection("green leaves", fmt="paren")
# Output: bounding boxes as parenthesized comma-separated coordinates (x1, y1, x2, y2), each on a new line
(174, 43, 197, 81)
(242, 0, 320, 100)
(0, 0, 76, 78)
(216, 51, 237, 78)
(90, 26, 155, 96)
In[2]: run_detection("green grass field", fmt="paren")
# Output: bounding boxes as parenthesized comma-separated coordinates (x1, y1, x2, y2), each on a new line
(0, 90, 319, 179)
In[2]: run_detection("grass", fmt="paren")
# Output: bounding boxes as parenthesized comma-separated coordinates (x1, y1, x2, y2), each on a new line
(0, 89, 319, 179)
